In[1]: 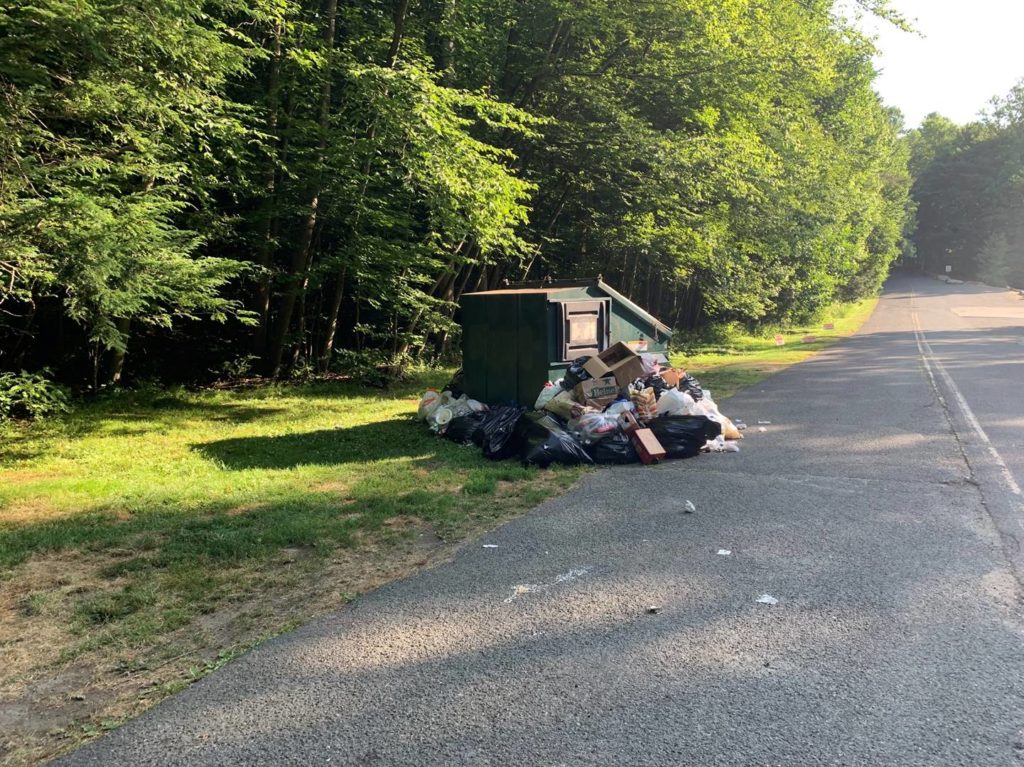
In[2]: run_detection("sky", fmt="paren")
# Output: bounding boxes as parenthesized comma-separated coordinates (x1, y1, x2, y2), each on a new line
(854, 0, 1024, 128)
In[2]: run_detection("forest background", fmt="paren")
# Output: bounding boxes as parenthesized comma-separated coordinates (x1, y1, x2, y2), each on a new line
(0, 0, 1021, 399)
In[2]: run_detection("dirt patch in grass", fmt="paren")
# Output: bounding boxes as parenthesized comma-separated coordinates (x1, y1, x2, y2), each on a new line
(311, 480, 350, 495)
(0, 518, 466, 766)
(1, 471, 60, 487)
(1, 498, 67, 525)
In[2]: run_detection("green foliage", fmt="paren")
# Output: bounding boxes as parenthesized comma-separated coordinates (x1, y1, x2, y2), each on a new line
(0, 370, 70, 421)
(0, 0, 911, 384)
(908, 82, 1024, 286)
(0, 0, 262, 368)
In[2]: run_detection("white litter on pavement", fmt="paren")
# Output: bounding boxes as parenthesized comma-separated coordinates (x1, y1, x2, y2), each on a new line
(504, 566, 592, 603)
(717, 549, 732, 556)
(482, 544, 499, 548)
(683, 500, 697, 513)
(756, 594, 779, 605)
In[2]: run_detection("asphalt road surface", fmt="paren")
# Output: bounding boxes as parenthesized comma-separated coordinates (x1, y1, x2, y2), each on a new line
(56, 276, 1024, 767)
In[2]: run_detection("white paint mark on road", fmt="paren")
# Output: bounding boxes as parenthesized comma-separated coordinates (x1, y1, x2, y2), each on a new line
(503, 567, 592, 603)
(911, 311, 1023, 500)
(503, 584, 543, 603)
(554, 567, 590, 584)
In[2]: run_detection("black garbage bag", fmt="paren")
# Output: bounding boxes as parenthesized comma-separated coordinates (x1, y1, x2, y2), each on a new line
(647, 415, 721, 460)
(585, 432, 640, 465)
(443, 412, 488, 445)
(443, 369, 466, 399)
(478, 405, 528, 460)
(518, 412, 594, 468)
(679, 373, 704, 401)
(561, 356, 593, 390)
(645, 374, 668, 400)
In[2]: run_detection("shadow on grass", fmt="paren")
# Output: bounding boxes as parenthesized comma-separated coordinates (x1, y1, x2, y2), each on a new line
(193, 417, 437, 470)
(0, 458, 475, 571)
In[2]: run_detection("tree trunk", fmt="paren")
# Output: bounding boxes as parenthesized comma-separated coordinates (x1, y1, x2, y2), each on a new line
(439, 0, 456, 84)
(106, 318, 131, 385)
(318, 0, 410, 369)
(268, 0, 338, 377)
(253, 18, 285, 356)
(386, 0, 411, 67)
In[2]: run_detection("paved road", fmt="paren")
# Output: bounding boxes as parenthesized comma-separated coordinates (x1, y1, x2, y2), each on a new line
(56, 276, 1024, 767)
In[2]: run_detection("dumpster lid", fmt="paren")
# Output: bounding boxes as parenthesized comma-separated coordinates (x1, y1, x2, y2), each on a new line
(464, 278, 672, 337)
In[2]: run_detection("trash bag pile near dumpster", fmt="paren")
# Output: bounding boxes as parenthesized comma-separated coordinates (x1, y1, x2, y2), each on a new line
(417, 342, 745, 468)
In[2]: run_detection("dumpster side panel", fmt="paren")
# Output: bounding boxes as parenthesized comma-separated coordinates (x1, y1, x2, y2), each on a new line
(483, 295, 521, 404)
(460, 294, 491, 402)
(516, 294, 549, 405)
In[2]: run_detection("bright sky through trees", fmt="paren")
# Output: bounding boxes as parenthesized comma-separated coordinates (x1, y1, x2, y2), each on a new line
(859, 0, 1024, 128)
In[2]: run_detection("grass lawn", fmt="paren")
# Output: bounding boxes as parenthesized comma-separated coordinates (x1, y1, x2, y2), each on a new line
(673, 298, 879, 398)
(0, 297, 876, 766)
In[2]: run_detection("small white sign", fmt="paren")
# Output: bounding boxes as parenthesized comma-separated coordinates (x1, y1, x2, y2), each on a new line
(945, 265, 952, 273)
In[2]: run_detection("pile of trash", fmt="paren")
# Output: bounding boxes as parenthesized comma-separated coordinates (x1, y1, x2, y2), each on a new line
(417, 343, 745, 468)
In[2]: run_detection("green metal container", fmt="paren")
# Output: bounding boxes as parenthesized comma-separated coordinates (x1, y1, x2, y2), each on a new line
(460, 279, 673, 405)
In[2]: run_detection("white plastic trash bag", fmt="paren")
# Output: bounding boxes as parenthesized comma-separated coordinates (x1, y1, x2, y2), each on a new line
(441, 393, 473, 420)
(417, 389, 442, 420)
(534, 381, 562, 410)
(605, 399, 636, 417)
(656, 388, 698, 417)
(574, 412, 619, 444)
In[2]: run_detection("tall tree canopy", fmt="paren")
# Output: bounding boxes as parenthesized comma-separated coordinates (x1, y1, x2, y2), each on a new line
(907, 82, 1024, 288)
(0, 0, 912, 385)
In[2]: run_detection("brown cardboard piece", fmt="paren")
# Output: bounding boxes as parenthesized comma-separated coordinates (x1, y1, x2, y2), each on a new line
(574, 375, 620, 409)
(630, 429, 667, 465)
(617, 410, 666, 465)
(583, 342, 646, 387)
(660, 368, 681, 388)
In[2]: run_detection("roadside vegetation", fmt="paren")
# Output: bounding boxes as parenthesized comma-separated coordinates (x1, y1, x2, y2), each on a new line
(1, 0, 910, 392)
(907, 84, 1024, 287)
(677, 298, 879, 398)
(0, 372, 579, 765)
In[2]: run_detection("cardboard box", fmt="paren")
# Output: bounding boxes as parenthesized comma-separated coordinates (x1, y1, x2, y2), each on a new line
(660, 368, 681, 388)
(617, 411, 665, 464)
(583, 342, 646, 387)
(630, 428, 666, 465)
(575, 375, 620, 409)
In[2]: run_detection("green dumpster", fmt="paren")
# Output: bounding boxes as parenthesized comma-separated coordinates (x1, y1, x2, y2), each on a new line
(460, 278, 673, 405)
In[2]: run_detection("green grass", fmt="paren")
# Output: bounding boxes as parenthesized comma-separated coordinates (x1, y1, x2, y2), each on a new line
(670, 298, 878, 399)
(0, 372, 581, 658)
